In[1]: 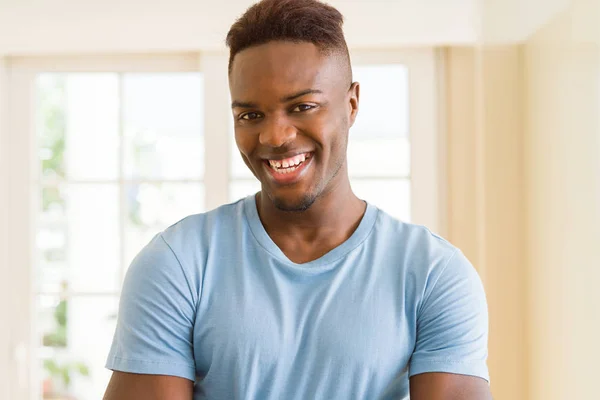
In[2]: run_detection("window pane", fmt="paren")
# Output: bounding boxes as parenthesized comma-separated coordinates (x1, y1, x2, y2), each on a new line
(230, 121, 256, 179)
(351, 64, 409, 138)
(37, 295, 117, 400)
(231, 141, 249, 179)
(37, 74, 120, 181)
(229, 179, 261, 203)
(348, 65, 409, 177)
(125, 183, 204, 268)
(347, 137, 410, 177)
(352, 179, 411, 222)
(37, 75, 67, 181)
(123, 73, 204, 180)
(37, 184, 120, 293)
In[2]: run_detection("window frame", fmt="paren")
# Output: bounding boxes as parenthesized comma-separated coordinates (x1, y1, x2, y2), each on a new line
(0, 48, 443, 399)
(351, 48, 442, 232)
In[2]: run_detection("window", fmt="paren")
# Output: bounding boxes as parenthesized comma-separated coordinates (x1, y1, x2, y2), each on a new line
(348, 64, 410, 221)
(36, 72, 204, 398)
(1, 49, 440, 399)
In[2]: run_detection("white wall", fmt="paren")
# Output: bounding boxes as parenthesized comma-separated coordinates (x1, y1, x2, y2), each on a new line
(0, 56, 11, 400)
(0, 0, 572, 55)
(1, 64, 37, 400)
(478, 0, 570, 43)
(445, 46, 528, 400)
(524, 1, 600, 399)
(0, 0, 476, 54)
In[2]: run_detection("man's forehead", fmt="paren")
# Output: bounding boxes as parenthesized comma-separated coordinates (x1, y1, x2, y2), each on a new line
(229, 41, 342, 93)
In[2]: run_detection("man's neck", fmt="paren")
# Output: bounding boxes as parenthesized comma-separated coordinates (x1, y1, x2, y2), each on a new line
(256, 177, 366, 254)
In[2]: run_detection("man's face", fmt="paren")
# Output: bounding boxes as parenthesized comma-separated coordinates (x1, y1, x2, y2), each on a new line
(229, 41, 359, 212)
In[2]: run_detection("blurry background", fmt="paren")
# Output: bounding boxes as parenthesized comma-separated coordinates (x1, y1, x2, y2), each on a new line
(0, 0, 599, 399)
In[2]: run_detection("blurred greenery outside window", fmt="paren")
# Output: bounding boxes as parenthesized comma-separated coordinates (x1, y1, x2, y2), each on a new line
(36, 73, 205, 400)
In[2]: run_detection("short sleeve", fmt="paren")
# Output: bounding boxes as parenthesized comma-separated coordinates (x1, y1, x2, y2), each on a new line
(409, 249, 490, 382)
(106, 233, 197, 381)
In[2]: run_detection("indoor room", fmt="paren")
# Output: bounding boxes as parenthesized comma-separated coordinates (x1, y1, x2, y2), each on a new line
(1, 0, 599, 399)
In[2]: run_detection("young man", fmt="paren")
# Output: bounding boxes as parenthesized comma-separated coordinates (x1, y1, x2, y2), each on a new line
(103, 0, 492, 399)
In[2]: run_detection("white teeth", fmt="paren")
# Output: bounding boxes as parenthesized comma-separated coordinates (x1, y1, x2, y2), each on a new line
(290, 154, 305, 166)
(268, 153, 310, 172)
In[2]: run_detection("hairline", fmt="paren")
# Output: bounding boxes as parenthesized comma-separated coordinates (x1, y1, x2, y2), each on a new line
(228, 39, 352, 83)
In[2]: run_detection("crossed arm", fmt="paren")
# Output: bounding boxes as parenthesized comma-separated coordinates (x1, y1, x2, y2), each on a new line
(103, 370, 491, 400)
(105, 236, 491, 399)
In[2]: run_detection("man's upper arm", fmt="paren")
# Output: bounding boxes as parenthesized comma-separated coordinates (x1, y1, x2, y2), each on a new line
(103, 371, 193, 400)
(409, 249, 490, 393)
(410, 372, 492, 400)
(105, 233, 198, 386)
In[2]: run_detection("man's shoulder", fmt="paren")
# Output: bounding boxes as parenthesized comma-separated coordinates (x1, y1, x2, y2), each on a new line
(372, 206, 458, 262)
(162, 198, 246, 238)
(128, 199, 248, 281)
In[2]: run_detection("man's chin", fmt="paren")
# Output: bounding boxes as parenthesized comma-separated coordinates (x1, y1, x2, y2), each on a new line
(267, 191, 317, 213)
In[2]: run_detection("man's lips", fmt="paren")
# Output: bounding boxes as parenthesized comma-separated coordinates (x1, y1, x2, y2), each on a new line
(260, 152, 314, 185)
(263, 152, 311, 168)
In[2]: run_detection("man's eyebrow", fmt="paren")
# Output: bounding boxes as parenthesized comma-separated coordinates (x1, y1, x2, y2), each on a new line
(231, 89, 322, 109)
(231, 100, 258, 109)
(282, 89, 323, 102)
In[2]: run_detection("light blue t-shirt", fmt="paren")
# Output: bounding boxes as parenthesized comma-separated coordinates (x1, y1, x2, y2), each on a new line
(106, 195, 489, 399)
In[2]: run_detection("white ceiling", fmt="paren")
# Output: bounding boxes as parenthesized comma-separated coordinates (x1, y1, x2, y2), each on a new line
(0, 0, 568, 55)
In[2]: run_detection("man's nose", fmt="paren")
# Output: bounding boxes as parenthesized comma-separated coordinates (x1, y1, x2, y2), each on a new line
(258, 115, 297, 148)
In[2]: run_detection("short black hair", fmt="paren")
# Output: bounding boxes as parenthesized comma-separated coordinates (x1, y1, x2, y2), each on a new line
(225, 0, 351, 76)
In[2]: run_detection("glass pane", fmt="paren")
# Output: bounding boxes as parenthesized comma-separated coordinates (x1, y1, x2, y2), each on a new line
(230, 115, 256, 179)
(351, 64, 409, 138)
(37, 75, 67, 181)
(37, 295, 118, 400)
(348, 65, 409, 177)
(348, 137, 410, 177)
(231, 138, 255, 179)
(229, 180, 261, 202)
(125, 183, 204, 268)
(37, 184, 120, 293)
(352, 179, 411, 222)
(37, 73, 120, 181)
(123, 73, 204, 180)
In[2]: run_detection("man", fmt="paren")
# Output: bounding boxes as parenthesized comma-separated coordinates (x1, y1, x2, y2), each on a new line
(103, 0, 492, 398)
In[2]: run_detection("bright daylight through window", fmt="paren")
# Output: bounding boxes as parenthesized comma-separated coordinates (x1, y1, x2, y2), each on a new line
(31, 58, 416, 399)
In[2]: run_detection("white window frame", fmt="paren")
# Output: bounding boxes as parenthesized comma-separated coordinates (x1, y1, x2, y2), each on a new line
(350, 48, 442, 231)
(0, 48, 442, 400)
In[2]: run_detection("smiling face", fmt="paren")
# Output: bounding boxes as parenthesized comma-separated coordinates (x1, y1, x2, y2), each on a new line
(229, 41, 359, 212)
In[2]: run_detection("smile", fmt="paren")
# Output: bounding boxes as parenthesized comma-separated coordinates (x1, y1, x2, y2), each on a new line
(267, 152, 311, 173)
(263, 152, 313, 184)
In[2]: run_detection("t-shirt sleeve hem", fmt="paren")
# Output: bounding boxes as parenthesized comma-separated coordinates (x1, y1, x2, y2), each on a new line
(105, 356, 196, 382)
(409, 359, 490, 383)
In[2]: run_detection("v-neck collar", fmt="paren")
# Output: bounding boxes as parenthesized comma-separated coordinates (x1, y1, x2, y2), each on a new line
(243, 194, 379, 273)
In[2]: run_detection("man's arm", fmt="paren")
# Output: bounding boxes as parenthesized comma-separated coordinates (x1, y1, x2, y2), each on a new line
(104, 234, 199, 396)
(103, 372, 193, 400)
(409, 250, 491, 395)
(410, 372, 492, 400)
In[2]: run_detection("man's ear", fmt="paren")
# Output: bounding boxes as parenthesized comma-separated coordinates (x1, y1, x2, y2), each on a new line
(348, 82, 360, 127)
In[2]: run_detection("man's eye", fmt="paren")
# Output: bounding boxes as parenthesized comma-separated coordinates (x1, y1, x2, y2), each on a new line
(240, 112, 262, 121)
(292, 104, 315, 112)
